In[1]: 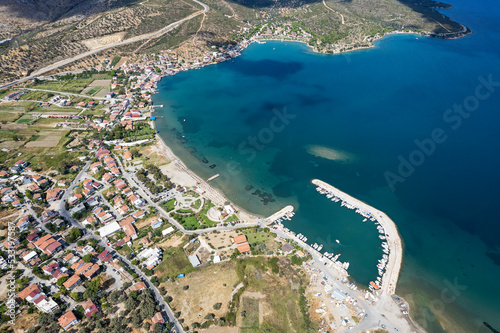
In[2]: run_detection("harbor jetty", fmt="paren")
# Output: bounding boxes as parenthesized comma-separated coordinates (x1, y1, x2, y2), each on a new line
(312, 179, 403, 296)
(264, 205, 294, 224)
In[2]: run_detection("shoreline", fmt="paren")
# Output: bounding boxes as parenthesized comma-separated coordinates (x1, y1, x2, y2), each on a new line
(153, 133, 266, 224)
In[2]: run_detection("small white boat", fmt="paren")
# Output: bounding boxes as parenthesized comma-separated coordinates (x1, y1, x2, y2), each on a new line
(335, 239, 340, 244)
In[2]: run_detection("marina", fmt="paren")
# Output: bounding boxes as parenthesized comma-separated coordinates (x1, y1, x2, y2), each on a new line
(312, 179, 403, 296)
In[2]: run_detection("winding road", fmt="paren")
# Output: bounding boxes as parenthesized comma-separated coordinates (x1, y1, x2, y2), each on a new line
(0, 0, 210, 90)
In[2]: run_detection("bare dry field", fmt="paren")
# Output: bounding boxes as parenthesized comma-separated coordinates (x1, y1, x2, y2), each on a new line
(81, 33, 127, 50)
(88, 79, 111, 87)
(135, 215, 161, 229)
(204, 230, 240, 249)
(160, 261, 239, 327)
(199, 327, 239, 333)
(12, 310, 39, 332)
(157, 233, 184, 249)
(0, 140, 24, 149)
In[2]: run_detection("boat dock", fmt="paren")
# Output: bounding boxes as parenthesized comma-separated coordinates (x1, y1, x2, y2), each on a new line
(206, 174, 220, 182)
(312, 179, 403, 296)
(263, 205, 294, 225)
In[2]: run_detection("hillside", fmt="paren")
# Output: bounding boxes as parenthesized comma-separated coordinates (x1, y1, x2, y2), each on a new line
(0, 0, 469, 83)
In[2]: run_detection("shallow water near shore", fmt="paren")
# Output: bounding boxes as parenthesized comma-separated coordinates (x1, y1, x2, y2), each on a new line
(153, 0, 500, 330)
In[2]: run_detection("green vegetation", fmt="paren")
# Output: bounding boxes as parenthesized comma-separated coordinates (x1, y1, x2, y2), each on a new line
(31, 77, 95, 94)
(243, 228, 274, 246)
(16, 115, 34, 124)
(110, 56, 122, 67)
(161, 199, 176, 212)
(86, 86, 103, 96)
(227, 257, 317, 332)
(154, 246, 194, 280)
(240, 297, 259, 329)
(171, 212, 200, 230)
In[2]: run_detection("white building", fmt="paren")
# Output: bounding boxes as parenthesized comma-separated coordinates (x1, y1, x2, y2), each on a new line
(188, 254, 201, 267)
(98, 222, 121, 237)
(161, 226, 175, 236)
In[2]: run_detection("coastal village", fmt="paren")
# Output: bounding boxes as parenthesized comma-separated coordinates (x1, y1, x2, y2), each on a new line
(0, 21, 417, 333)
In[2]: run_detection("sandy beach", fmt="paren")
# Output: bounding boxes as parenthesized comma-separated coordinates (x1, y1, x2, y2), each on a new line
(154, 135, 264, 223)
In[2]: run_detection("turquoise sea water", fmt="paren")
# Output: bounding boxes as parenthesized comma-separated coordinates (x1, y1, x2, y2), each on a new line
(152, 0, 500, 331)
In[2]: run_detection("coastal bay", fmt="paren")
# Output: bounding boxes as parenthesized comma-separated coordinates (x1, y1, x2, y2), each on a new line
(152, 0, 500, 330)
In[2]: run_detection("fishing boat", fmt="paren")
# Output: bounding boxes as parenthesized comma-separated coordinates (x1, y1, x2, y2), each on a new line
(313, 243, 318, 249)
(317, 244, 323, 251)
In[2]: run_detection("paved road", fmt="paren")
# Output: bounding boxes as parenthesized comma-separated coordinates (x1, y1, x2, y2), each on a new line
(0, 0, 210, 90)
(58, 155, 401, 332)
(57, 161, 184, 333)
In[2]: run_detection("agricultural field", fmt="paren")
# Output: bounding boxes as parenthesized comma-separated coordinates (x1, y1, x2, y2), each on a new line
(30, 77, 95, 94)
(0, 112, 21, 122)
(24, 132, 63, 148)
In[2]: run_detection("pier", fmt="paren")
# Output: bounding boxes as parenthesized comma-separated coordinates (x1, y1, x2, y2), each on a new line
(312, 179, 403, 296)
(264, 205, 294, 225)
(206, 174, 220, 182)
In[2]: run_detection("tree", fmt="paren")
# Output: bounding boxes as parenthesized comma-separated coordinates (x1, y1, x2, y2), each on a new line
(153, 323, 162, 333)
(57, 276, 69, 287)
(213, 303, 222, 310)
(139, 295, 156, 319)
(71, 292, 82, 302)
(82, 254, 93, 262)
(124, 297, 137, 311)
(66, 227, 83, 243)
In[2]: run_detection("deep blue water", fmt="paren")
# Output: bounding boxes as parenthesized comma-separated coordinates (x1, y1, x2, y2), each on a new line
(152, 0, 500, 331)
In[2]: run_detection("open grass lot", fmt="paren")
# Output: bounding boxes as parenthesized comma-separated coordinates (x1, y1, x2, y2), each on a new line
(0, 101, 34, 112)
(81, 107, 106, 116)
(159, 261, 239, 327)
(33, 117, 76, 127)
(162, 199, 176, 212)
(16, 115, 34, 124)
(243, 228, 274, 246)
(154, 244, 193, 280)
(240, 297, 260, 329)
